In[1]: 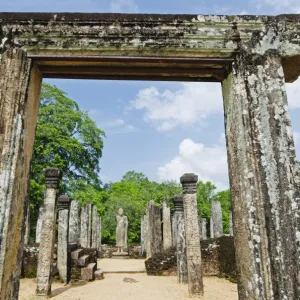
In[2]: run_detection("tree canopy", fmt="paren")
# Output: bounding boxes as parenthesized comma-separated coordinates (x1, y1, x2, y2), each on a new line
(29, 83, 105, 241)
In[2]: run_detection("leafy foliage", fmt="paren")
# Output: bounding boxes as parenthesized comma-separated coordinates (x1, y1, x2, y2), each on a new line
(29, 83, 105, 241)
(102, 171, 181, 243)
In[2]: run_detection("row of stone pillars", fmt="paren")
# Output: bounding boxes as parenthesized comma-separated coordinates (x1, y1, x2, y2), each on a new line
(142, 174, 231, 296)
(34, 168, 102, 299)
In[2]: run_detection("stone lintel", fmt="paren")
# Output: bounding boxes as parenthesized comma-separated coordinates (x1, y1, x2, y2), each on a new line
(44, 168, 62, 189)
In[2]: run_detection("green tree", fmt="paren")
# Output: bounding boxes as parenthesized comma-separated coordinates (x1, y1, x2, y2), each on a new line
(196, 181, 217, 219)
(29, 83, 105, 241)
(102, 171, 181, 243)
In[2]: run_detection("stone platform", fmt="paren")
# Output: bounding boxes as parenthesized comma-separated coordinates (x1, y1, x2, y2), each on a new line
(111, 252, 129, 259)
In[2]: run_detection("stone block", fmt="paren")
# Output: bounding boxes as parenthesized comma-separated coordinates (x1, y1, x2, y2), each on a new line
(71, 249, 83, 260)
(78, 255, 90, 267)
(94, 269, 104, 280)
(81, 263, 97, 281)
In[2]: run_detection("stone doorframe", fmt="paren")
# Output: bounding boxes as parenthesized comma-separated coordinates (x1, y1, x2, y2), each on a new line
(0, 13, 300, 300)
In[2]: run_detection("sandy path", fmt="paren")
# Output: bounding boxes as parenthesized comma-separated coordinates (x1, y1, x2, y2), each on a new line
(19, 274, 238, 300)
(98, 258, 146, 273)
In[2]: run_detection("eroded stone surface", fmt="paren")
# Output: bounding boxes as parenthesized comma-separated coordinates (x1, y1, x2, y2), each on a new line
(57, 195, 70, 284)
(146, 201, 162, 259)
(162, 200, 172, 250)
(180, 174, 203, 296)
(174, 196, 188, 284)
(69, 200, 81, 245)
(80, 203, 92, 248)
(211, 200, 223, 238)
(0, 48, 41, 300)
(222, 39, 300, 298)
(36, 169, 61, 299)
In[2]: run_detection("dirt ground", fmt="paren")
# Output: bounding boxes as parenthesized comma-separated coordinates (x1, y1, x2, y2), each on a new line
(19, 259, 238, 300)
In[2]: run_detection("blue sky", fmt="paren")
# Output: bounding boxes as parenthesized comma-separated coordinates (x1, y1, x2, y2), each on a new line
(1, 1, 300, 189)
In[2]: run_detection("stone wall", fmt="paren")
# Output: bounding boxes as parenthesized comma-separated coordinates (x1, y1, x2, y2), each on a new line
(145, 237, 236, 281)
(22, 244, 58, 279)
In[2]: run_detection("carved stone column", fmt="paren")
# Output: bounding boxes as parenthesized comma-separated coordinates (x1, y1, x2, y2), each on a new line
(80, 202, 92, 248)
(57, 195, 70, 284)
(222, 50, 300, 299)
(180, 173, 203, 296)
(0, 48, 42, 300)
(174, 195, 188, 284)
(36, 168, 62, 299)
(97, 216, 102, 252)
(162, 200, 172, 250)
(36, 207, 44, 243)
(24, 204, 30, 245)
(140, 216, 146, 256)
(146, 200, 162, 259)
(211, 200, 223, 238)
(201, 218, 207, 240)
(68, 200, 81, 245)
(91, 205, 99, 249)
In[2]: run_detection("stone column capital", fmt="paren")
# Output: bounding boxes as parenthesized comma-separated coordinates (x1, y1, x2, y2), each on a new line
(44, 168, 62, 189)
(173, 195, 184, 212)
(57, 195, 71, 210)
(180, 173, 198, 194)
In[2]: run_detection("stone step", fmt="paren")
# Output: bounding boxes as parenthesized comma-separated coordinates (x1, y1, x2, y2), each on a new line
(78, 254, 90, 267)
(71, 249, 84, 260)
(81, 263, 97, 281)
(94, 268, 104, 280)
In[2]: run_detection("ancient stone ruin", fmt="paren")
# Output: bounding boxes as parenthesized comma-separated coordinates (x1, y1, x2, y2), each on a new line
(0, 12, 300, 300)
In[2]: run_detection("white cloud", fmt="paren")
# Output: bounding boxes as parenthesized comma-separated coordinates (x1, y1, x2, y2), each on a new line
(157, 135, 228, 190)
(287, 79, 300, 110)
(110, 0, 138, 12)
(130, 83, 223, 132)
(104, 118, 137, 134)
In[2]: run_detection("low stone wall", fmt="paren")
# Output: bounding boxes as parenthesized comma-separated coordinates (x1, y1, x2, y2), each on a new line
(145, 248, 177, 276)
(145, 236, 236, 281)
(22, 244, 58, 278)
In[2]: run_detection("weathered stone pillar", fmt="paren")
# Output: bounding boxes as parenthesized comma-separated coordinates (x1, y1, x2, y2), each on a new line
(24, 204, 30, 244)
(36, 168, 62, 299)
(57, 195, 70, 284)
(80, 202, 92, 248)
(171, 210, 177, 248)
(146, 200, 162, 259)
(180, 173, 203, 296)
(229, 211, 233, 236)
(69, 200, 81, 245)
(210, 217, 214, 238)
(97, 216, 102, 252)
(0, 48, 42, 300)
(140, 216, 146, 256)
(36, 207, 44, 243)
(174, 195, 188, 284)
(211, 200, 223, 238)
(201, 218, 207, 240)
(222, 49, 300, 299)
(162, 200, 172, 250)
(91, 205, 99, 249)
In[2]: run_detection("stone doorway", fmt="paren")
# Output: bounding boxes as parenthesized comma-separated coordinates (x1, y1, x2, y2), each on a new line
(0, 12, 300, 300)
